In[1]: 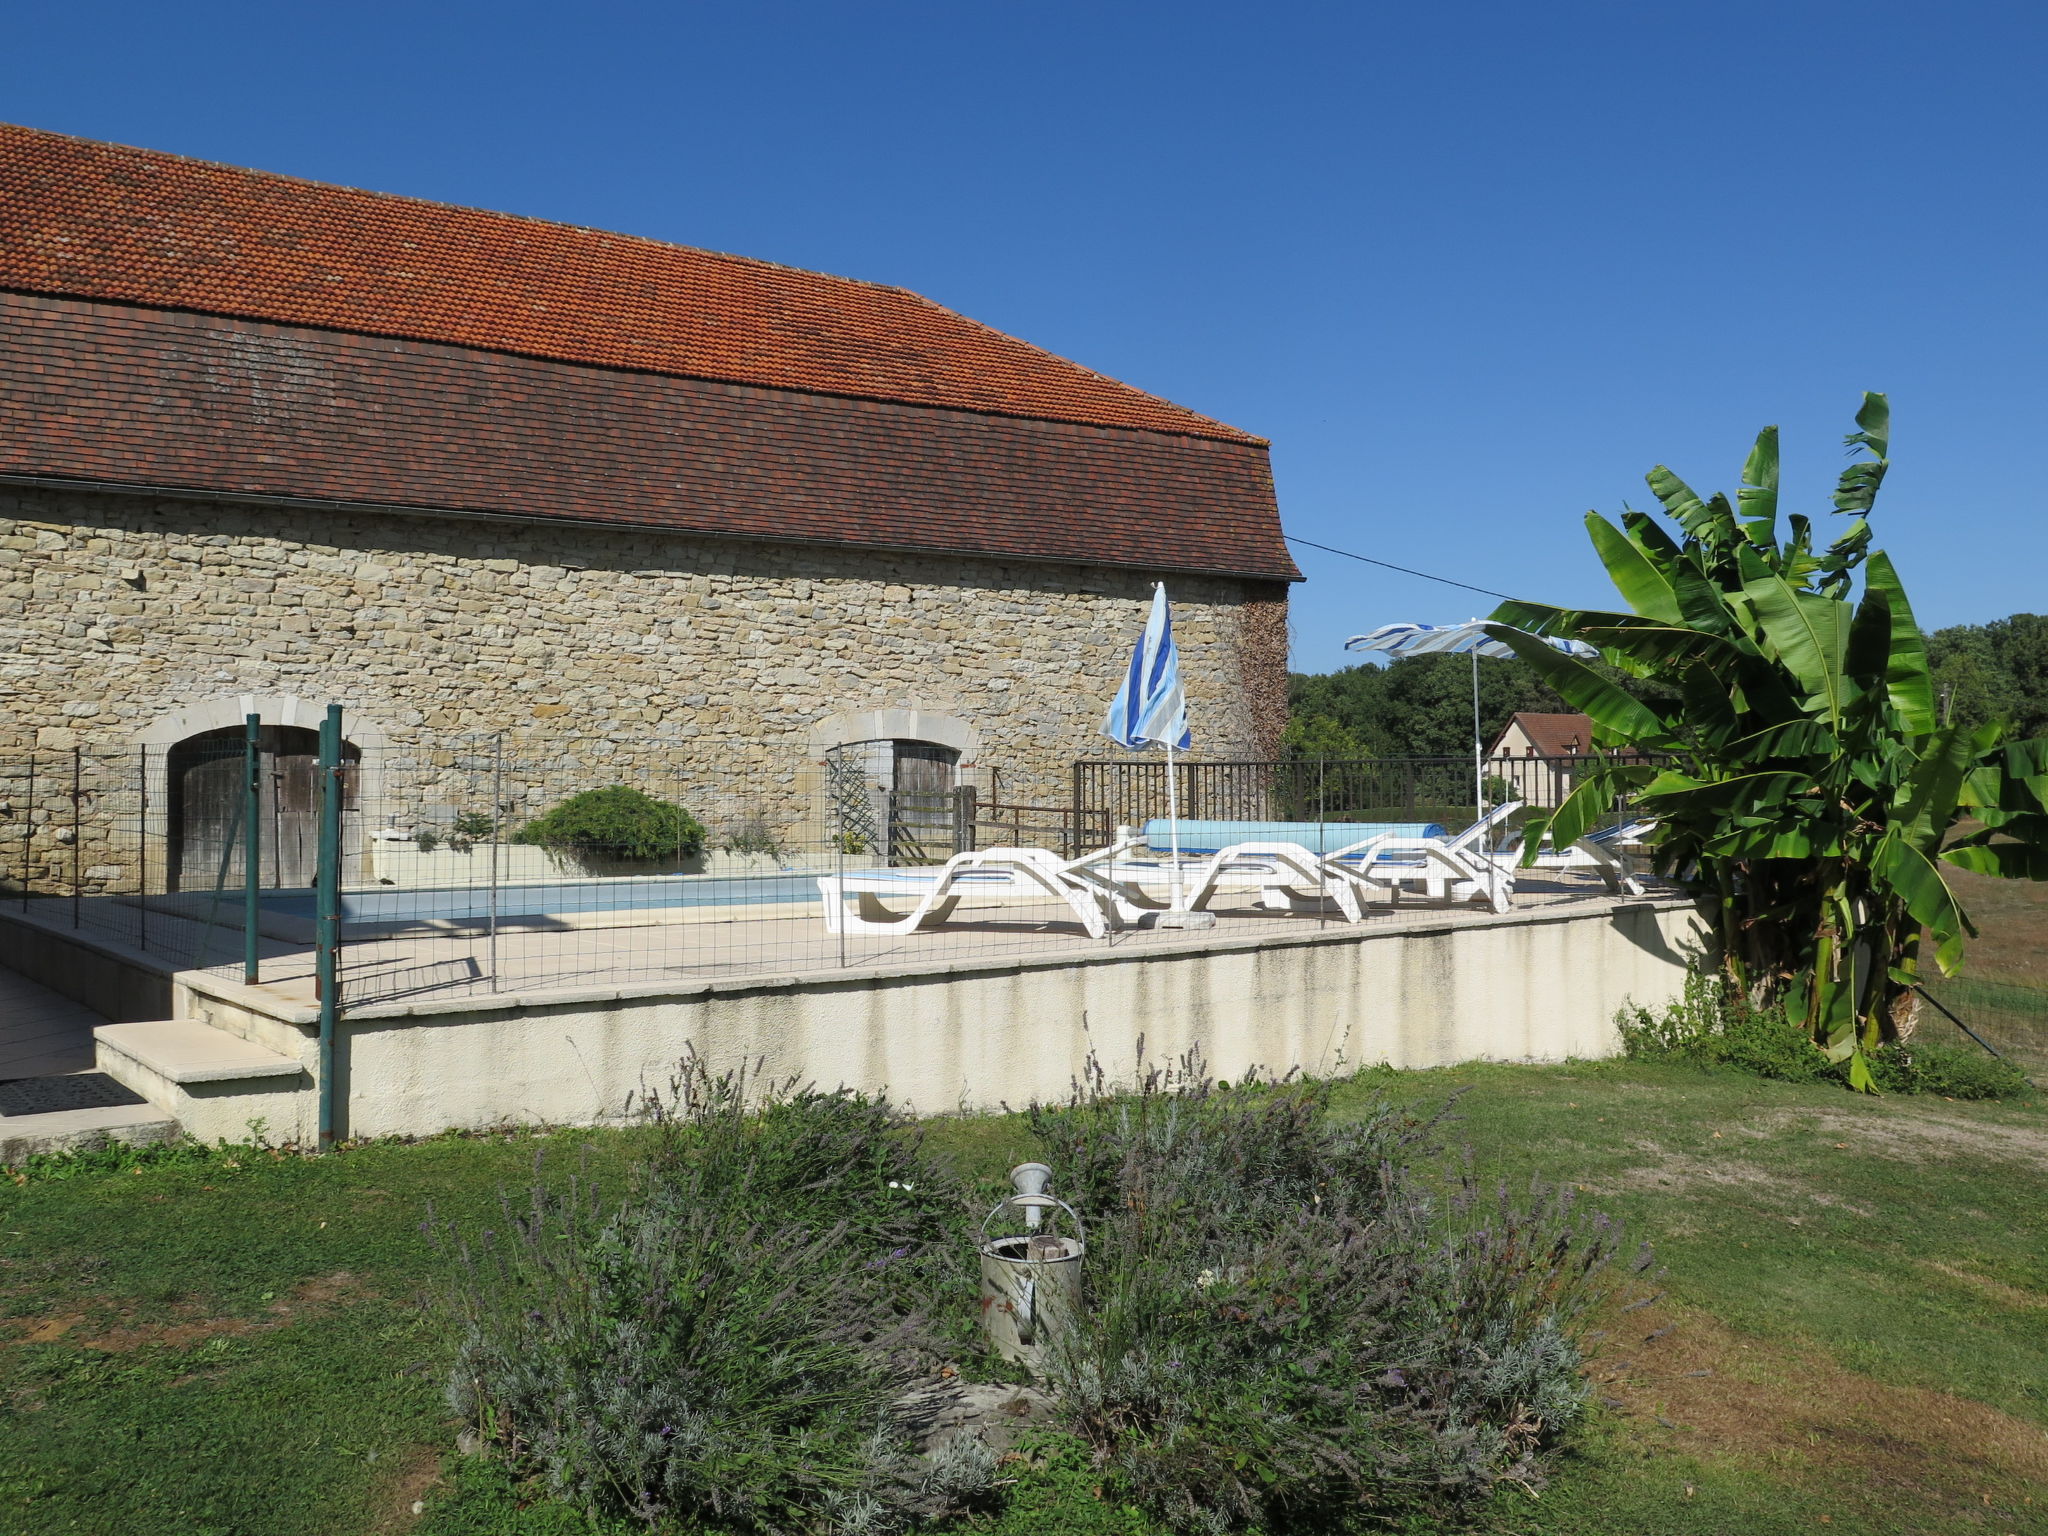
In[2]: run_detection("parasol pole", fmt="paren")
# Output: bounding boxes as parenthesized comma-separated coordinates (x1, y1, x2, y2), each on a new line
(1471, 645, 1484, 823)
(1165, 734, 1185, 912)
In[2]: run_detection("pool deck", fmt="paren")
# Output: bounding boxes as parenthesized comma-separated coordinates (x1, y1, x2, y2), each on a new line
(2, 872, 1662, 1022)
(0, 875, 1703, 1144)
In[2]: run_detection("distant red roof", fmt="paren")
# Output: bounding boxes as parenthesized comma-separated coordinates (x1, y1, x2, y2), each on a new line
(0, 123, 1259, 444)
(1490, 712, 1594, 758)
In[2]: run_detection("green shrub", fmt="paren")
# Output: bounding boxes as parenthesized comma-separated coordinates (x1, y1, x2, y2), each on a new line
(448, 809, 495, 854)
(1027, 1056, 1637, 1532)
(1618, 971, 1830, 1082)
(1863, 1038, 2033, 1100)
(510, 786, 706, 861)
(442, 1057, 986, 1534)
(1622, 972, 2031, 1097)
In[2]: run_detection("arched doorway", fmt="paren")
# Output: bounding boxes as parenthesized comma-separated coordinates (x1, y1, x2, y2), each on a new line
(165, 726, 359, 891)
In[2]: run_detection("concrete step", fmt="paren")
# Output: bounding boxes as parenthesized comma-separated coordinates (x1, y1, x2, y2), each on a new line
(0, 1071, 178, 1163)
(94, 1019, 308, 1146)
(96, 1020, 305, 1086)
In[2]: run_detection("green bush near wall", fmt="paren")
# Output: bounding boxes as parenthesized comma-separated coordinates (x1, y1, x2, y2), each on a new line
(510, 785, 707, 861)
(1620, 973, 2033, 1099)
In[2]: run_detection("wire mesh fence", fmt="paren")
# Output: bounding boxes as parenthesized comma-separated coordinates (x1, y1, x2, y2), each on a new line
(1, 735, 1677, 1015)
(1916, 977, 2048, 1083)
(5, 734, 2038, 1087)
(1071, 752, 1659, 834)
(0, 735, 1176, 1012)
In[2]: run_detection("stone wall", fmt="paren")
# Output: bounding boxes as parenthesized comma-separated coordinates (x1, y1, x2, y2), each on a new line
(0, 483, 1288, 890)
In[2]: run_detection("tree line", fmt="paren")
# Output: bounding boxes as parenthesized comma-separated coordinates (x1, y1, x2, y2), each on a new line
(1926, 614, 2048, 737)
(1286, 611, 2048, 760)
(1285, 654, 1569, 759)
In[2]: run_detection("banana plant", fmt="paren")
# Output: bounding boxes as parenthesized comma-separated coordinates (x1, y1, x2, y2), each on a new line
(1485, 396, 2048, 1088)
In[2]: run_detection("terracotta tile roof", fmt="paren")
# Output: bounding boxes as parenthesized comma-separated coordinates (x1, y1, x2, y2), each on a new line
(0, 123, 1260, 444)
(1, 294, 1299, 582)
(1490, 712, 1594, 758)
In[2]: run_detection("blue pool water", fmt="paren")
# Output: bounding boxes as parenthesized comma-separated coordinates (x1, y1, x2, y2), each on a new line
(262, 874, 819, 924)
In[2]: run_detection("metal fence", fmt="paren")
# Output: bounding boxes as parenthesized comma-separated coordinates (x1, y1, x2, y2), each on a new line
(5, 728, 2043, 1085)
(1916, 977, 2048, 1083)
(0, 734, 1657, 1017)
(1071, 752, 1658, 834)
(0, 726, 1185, 1013)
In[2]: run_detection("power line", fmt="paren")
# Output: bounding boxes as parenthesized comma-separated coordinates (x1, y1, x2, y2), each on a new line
(1283, 534, 1513, 602)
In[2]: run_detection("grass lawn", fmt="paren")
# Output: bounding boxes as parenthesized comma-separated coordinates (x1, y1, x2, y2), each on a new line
(2, 1060, 2042, 1536)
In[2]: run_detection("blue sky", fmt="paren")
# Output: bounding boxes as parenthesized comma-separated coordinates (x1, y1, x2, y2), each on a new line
(10, 1, 2045, 670)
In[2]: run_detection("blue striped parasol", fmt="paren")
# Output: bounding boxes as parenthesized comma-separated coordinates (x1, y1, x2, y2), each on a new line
(1103, 584, 1200, 916)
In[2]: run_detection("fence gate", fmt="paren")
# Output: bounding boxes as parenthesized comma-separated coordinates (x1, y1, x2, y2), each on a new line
(886, 787, 977, 864)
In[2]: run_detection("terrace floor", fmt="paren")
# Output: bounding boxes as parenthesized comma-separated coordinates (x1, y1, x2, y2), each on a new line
(7, 873, 1666, 1018)
(0, 962, 100, 1079)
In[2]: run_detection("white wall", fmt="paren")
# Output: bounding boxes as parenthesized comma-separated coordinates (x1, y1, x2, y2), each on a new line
(360, 841, 790, 888)
(171, 896, 1706, 1140)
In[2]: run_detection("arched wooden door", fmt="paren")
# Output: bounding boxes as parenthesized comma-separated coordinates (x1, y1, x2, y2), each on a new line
(166, 726, 357, 891)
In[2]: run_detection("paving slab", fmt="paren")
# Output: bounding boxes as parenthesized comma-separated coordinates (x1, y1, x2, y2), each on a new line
(0, 963, 102, 1080)
(0, 1099, 177, 1164)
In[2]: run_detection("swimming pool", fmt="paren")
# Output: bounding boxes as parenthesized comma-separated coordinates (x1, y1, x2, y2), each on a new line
(262, 873, 821, 926)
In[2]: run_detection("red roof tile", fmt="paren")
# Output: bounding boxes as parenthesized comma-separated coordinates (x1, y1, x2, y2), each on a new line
(1, 294, 1299, 581)
(0, 123, 1260, 444)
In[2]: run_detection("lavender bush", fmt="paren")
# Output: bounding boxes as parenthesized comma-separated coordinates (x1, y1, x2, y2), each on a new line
(1029, 1055, 1644, 1532)
(441, 1057, 986, 1533)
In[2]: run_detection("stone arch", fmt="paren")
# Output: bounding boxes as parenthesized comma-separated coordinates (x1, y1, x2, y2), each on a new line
(797, 705, 982, 858)
(135, 693, 391, 752)
(805, 705, 979, 767)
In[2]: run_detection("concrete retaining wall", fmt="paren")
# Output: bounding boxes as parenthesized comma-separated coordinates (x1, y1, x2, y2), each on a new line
(1, 895, 1704, 1141)
(163, 895, 1707, 1141)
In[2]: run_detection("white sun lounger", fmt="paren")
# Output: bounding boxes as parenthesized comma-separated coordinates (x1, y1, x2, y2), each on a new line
(1480, 818, 1653, 895)
(1068, 839, 1370, 926)
(816, 845, 1137, 938)
(1315, 803, 1525, 915)
(1070, 819, 1450, 927)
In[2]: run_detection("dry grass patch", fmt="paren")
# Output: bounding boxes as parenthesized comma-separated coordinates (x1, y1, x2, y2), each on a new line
(368, 1443, 446, 1534)
(6, 1270, 373, 1353)
(1598, 1142, 1878, 1217)
(1735, 1102, 2048, 1164)
(1918, 1260, 2048, 1313)
(1595, 1303, 2048, 1529)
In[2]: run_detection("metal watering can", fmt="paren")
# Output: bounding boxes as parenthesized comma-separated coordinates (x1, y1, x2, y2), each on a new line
(977, 1162, 1086, 1371)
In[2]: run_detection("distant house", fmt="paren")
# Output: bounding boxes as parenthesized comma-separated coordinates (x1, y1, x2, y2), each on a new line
(1487, 713, 1594, 807)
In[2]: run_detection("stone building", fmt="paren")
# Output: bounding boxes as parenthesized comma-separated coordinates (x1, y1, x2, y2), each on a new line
(0, 124, 1294, 889)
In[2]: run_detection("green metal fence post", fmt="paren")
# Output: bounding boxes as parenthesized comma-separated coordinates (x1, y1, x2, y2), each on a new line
(243, 712, 261, 986)
(70, 746, 81, 928)
(315, 704, 343, 1148)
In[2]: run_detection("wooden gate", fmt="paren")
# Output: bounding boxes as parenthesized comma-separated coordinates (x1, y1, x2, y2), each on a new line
(166, 725, 356, 891)
(886, 742, 965, 865)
